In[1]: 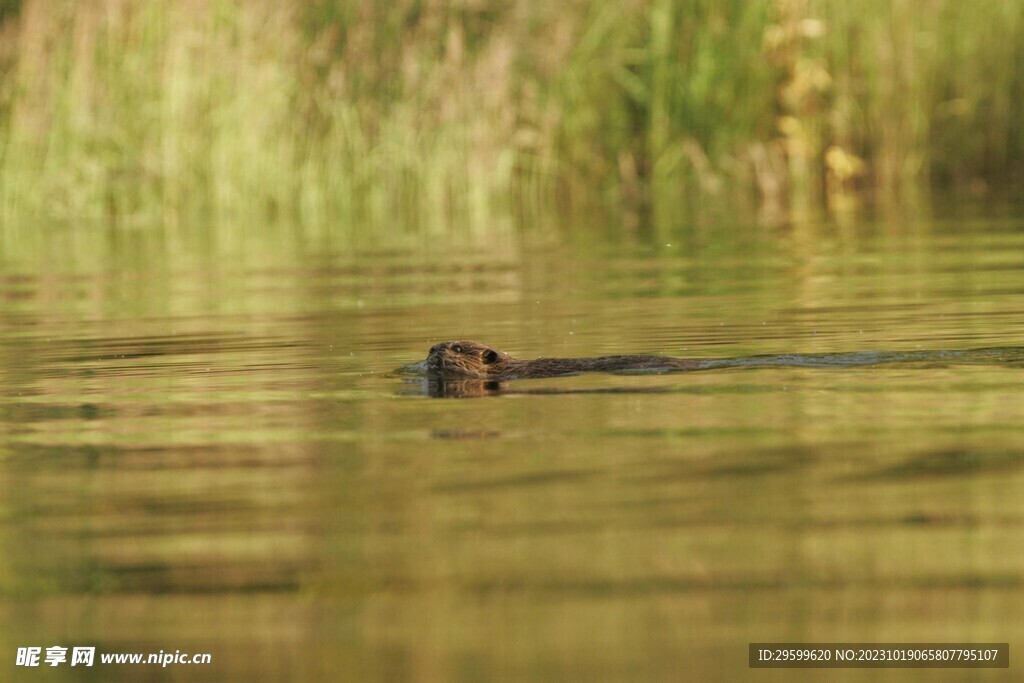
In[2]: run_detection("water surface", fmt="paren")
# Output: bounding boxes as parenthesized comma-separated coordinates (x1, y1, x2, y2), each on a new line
(1, 213, 1023, 681)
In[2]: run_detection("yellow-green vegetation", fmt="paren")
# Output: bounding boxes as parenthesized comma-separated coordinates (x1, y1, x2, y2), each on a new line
(0, 0, 1021, 230)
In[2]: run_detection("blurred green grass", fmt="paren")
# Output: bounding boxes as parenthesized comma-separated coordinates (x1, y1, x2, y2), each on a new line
(0, 0, 1020, 232)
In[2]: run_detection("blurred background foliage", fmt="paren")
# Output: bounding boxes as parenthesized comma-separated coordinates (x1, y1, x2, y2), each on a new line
(0, 0, 1020, 232)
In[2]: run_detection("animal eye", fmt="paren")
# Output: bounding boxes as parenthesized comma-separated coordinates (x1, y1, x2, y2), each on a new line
(451, 344, 463, 354)
(482, 349, 499, 364)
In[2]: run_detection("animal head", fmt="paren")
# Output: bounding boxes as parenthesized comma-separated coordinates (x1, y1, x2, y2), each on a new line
(425, 340, 511, 378)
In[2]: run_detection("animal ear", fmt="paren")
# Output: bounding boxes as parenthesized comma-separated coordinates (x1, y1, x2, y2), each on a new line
(482, 349, 499, 364)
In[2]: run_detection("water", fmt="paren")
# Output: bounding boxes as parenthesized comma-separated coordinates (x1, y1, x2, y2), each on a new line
(2, 212, 1023, 681)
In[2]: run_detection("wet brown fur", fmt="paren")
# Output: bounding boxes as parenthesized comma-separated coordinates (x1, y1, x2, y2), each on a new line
(425, 340, 700, 380)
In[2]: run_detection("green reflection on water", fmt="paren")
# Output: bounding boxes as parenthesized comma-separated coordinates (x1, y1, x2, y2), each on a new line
(1, 214, 1023, 680)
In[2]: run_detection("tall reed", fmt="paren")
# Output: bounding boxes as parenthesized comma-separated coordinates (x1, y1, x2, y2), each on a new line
(0, 0, 1020, 233)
